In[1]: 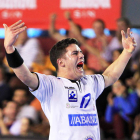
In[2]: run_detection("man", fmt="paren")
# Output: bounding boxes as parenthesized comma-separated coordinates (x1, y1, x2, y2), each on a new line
(68, 18, 111, 72)
(49, 12, 82, 42)
(12, 88, 39, 123)
(106, 17, 140, 62)
(105, 80, 138, 138)
(9, 88, 39, 135)
(0, 65, 12, 108)
(3, 20, 136, 140)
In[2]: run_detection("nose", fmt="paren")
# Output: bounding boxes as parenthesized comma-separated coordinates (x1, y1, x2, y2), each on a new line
(79, 52, 84, 59)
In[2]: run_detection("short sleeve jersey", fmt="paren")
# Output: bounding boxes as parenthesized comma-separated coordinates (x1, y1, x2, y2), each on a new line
(30, 73, 105, 140)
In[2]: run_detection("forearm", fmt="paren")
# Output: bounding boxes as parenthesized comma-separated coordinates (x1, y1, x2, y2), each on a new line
(5, 46, 38, 90)
(68, 19, 80, 36)
(49, 20, 57, 36)
(49, 20, 66, 41)
(12, 64, 38, 89)
(68, 22, 101, 57)
(0, 120, 10, 135)
(103, 49, 132, 87)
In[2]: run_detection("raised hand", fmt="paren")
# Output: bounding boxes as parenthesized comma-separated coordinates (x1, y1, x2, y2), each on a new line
(3, 20, 26, 53)
(50, 13, 57, 21)
(64, 11, 71, 20)
(121, 28, 137, 53)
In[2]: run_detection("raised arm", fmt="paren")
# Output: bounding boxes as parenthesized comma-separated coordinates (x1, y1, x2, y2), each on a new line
(48, 13, 66, 41)
(103, 28, 136, 87)
(65, 12, 102, 57)
(3, 20, 38, 90)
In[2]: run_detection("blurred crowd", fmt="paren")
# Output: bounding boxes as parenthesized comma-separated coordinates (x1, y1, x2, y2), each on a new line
(0, 12, 140, 139)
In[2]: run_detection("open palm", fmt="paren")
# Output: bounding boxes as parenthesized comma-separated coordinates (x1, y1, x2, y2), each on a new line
(121, 28, 137, 53)
(3, 20, 26, 50)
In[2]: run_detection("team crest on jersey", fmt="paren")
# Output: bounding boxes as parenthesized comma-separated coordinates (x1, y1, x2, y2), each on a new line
(68, 89, 77, 102)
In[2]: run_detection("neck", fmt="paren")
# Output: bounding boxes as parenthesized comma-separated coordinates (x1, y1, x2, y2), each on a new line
(57, 71, 80, 81)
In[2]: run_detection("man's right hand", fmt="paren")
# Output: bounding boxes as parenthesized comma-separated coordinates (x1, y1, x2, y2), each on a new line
(3, 20, 26, 53)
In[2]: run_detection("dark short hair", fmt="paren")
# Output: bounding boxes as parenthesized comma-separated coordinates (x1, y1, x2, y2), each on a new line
(93, 19, 106, 29)
(2, 100, 19, 109)
(13, 87, 29, 97)
(117, 17, 131, 27)
(50, 38, 79, 71)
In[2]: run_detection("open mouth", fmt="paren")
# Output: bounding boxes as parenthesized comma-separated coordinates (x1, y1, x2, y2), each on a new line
(77, 62, 84, 71)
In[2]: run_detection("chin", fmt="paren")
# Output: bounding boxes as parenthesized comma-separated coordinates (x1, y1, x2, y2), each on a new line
(78, 73, 84, 79)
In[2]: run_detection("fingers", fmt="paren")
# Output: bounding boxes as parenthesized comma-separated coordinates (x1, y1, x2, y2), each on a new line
(127, 28, 131, 37)
(121, 30, 126, 40)
(12, 22, 25, 30)
(64, 11, 71, 19)
(127, 28, 137, 47)
(13, 26, 27, 35)
(50, 13, 57, 20)
(10, 20, 22, 28)
(3, 24, 8, 30)
(4, 20, 27, 34)
(133, 39, 137, 47)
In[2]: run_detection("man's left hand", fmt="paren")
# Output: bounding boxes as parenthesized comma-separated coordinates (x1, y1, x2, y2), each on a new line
(121, 28, 137, 53)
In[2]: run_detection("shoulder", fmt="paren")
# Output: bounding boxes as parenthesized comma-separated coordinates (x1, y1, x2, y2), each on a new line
(35, 72, 61, 85)
(36, 72, 57, 80)
(81, 74, 105, 83)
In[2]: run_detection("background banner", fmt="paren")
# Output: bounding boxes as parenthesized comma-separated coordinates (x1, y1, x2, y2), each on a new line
(0, 0, 122, 30)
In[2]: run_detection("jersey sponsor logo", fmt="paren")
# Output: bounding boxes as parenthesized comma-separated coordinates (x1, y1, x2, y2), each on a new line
(65, 86, 75, 89)
(68, 89, 77, 102)
(66, 103, 78, 108)
(84, 135, 95, 140)
(68, 114, 98, 126)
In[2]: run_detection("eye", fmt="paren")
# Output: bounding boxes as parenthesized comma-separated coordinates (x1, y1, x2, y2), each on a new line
(73, 52, 78, 55)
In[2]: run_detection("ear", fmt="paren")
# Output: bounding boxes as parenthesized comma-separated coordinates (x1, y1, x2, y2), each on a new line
(57, 58, 65, 68)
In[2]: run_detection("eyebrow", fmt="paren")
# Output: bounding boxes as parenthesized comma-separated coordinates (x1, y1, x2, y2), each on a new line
(72, 50, 83, 53)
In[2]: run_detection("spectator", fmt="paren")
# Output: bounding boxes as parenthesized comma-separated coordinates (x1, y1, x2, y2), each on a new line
(9, 88, 39, 135)
(30, 109, 50, 137)
(0, 65, 12, 108)
(106, 17, 140, 63)
(19, 117, 34, 136)
(0, 101, 19, 135)
(105, 80, 139, 139)
(12, 88, 39, 123)
(71, 18, 111, 72)
(49, 12, 82, 42)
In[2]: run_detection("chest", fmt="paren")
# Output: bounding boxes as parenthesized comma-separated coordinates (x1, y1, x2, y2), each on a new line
(52, 81, 96, 112)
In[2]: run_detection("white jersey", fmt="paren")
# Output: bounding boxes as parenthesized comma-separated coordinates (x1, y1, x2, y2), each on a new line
(30, 73, 105, 140)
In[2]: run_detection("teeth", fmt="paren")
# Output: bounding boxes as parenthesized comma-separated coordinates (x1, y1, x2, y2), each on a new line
(77, 67, 83, 71)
